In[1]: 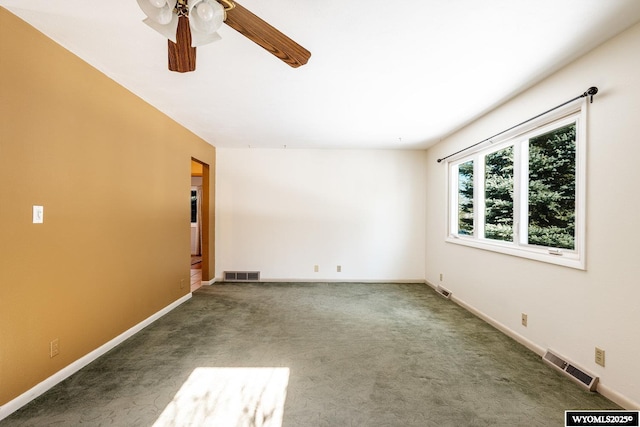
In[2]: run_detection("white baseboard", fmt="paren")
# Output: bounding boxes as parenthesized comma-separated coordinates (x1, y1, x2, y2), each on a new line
(201, 278, 216, 286)
(597, 384, 640, 410)
(424, 281, 639, 410)
(424, 281, 545, 356)
(0, 293, 192, 422)
(214, 278, 425, 284)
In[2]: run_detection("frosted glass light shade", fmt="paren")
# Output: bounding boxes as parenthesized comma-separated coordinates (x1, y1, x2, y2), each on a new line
(142, 14, 179, 43)
(137, 0, 177, 25)
(188, 0, 225, 47)
(196, 2, 215, 21)
(191, 31, 222, 47)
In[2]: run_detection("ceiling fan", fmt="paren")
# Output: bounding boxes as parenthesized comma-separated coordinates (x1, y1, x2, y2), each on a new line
(136, 0, 311, 72)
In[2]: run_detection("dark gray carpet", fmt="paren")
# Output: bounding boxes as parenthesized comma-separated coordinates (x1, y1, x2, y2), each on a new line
(1, 282, 618, 426)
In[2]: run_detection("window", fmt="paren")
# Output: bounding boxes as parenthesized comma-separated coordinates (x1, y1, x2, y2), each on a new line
(191, 190, 198, 224)
(447, 104, 586, 269)
(457, 160, 474, 236)
(484, 145, 514, 242)
(527, 123, 577, 250)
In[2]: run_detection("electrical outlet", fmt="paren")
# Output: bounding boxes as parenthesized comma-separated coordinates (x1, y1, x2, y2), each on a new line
(180, 278, 187, 289)
(314, 265, 319, 273)
(521, 313, 528, 327)
(439, 273, 443, 282)
(337, 265, 341, 272)
(50, 338, 59, 358)
(595, 347, 605, 367)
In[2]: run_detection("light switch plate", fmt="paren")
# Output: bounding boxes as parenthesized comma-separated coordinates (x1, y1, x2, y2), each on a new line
(33, 205, 44, 224)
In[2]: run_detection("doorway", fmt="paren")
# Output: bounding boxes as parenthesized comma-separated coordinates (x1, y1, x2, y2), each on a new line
(190, 158, 210, 292)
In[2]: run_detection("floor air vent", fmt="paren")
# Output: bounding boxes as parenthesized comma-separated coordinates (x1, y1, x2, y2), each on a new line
(542, 349, 598, 391)
(436, 285, 452, 299)
(224, 271, 260, 282)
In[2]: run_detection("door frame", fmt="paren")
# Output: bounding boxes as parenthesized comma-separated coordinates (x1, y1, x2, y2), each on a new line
(191, 158, 210, 282)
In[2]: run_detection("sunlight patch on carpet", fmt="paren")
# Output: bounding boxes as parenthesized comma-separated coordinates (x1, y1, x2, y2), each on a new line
(153, 367, 290, 427)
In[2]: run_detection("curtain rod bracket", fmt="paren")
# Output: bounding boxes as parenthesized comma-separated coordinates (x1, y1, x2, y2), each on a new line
(436, 86, 598, 163)
(584, 86, 598, 103)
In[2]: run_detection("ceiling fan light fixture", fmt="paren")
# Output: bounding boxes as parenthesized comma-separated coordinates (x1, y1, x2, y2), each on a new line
(142, 14, 179, 42)
(149, 0, 168, 8)
(195, 2, 215, 21)
(137, 0, 178, 25)
(190, 31, 222, 47)
(187, 0, 225, 47)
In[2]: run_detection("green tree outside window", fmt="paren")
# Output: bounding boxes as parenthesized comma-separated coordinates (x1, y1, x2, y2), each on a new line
(485, 146, 514, 241)
(528, 123, 576, 249)
(458, 160, 474, 235)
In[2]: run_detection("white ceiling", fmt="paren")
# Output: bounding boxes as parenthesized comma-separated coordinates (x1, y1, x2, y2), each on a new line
(3, 0, 640, 150)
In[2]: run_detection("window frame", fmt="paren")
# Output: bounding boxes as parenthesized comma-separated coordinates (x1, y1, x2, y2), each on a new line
(446, 100, 587, 269)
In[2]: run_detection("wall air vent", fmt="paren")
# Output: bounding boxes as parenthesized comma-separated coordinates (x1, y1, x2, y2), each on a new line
(436, 285, 452, 299)
(542, 349, 598, 391)
(224, 271, 260, 282)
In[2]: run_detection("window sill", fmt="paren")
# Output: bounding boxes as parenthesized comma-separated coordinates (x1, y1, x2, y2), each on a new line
(446, 235, 585, 270)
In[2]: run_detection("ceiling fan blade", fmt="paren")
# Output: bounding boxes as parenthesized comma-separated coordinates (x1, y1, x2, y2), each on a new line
(223, 1, 311, 68)
(168, 16, 196, 72)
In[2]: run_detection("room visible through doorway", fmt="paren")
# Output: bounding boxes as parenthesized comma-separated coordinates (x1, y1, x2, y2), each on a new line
(190, 159, 208, 292)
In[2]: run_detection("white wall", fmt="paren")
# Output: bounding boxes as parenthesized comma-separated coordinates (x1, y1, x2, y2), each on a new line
(425, 22, 640, 408)
(216, 148, 426, 282)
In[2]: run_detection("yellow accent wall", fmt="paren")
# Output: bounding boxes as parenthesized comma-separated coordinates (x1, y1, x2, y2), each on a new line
(0, 8, 215, 405)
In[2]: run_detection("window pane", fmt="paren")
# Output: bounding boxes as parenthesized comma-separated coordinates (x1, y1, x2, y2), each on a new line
(191, 190, 198, 223)
(458, 160, 474, 235)
(528, 123, 576, 250)
(485, 146, 514, 241)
